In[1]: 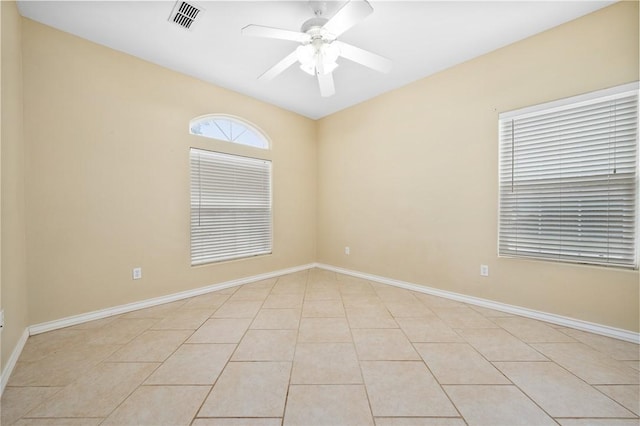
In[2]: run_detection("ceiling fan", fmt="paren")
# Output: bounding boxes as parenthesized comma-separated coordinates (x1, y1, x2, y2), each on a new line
(242, 0, 392, 97)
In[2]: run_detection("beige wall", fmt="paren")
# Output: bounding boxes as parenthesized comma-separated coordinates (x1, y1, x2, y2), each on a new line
(1, 1, 28, 372)
(317, 2, 640, 332)
(22, 19, 317, 325)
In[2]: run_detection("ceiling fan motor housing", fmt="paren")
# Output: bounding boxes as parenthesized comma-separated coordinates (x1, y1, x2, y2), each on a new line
(301, 17, 329, 36)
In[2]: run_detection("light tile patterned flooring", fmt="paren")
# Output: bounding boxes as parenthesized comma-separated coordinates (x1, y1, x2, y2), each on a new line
(2, 268, 639, 425)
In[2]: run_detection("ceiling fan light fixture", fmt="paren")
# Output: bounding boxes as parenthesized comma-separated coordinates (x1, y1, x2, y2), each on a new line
(299, 62, 316, 76)
(296, 41, 340, 76)
(296, 44, 316, 75)
(318, 42, 339, 74)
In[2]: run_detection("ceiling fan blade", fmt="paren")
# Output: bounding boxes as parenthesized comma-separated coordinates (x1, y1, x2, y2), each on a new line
(242, 24, 311, 43)
(335, 41, 392, 74)
(258, 50, 299, 81)
(317, 71, 335, 97)
(322, 0, 373, 38)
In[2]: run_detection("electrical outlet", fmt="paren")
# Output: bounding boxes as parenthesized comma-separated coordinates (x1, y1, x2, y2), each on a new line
(345, 246, 350, 255)
(132, 267, 142, 280)
(480, 264, 489, 277)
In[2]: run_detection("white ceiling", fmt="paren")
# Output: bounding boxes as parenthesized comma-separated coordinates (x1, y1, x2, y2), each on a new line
(17, 0, 614, 119)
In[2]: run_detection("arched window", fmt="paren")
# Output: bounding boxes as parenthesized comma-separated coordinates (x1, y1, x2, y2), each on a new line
(189, 114, 270, 149)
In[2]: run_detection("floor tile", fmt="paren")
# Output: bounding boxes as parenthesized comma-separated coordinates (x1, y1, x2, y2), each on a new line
(227, 287, 271, 302)
(625, 360, 640, 371)
(181, 293, 230, 310)
(291, 342, 362, 384)
(119, 300, 185, 319)
(308, 268, 335, 282)
(384, 301, 436, 318)
(250, 308, 301, 329)
(271, 275, 307, 294)
(304, 289, 342, 301)
(374, 418, 466, 426)
(341, 295, 384, 308)
(444, 385, 556, 425)
(262, 293, 304, 309)
(283, 385, 374, 426)
(85, 318, 158, 345)
(243, 278, 277, 290)
(275, 270, 308, 284)
(595, 385, 639, 415)
(199, 361, 291, 417)
(494, 317, 576, 342)
(271, 281, 307, 295)
(68, 315, 119, 330)
(15, 330, 88, 363)
(374, 288, 419, 303)
(26, 362, 157, 418)
(556, 419, 640, 426)
(108, 330, 192, 362)
(495, 361, 635, 417)
(6, 272, 640, 426)
(151, 308, 213, 330)
(8, 343, 120, 387)
(559, 328, 640, 361)
(212, 301, 263, 318)
(145, 343, 235, 385)
(432, 307, 498, 329)
(102, 385, 209, 426)
(298, 317, 352, 342)
(336, 274, 373, 288)
(352, 329, 420, 360)
(347, 308, 399, 328)
(186, 318, 252, 343)
(414, 343, 509, 384)
(396, 317, 464, 343)
(533, 342, 639, 384)
(302, 300, 345, 317)
(456, 328, 547, 361)
(192, 419, 282, 426)
(468, 305, 514, 317)
(232, 329, 297, 361)
(13, 419, 104, 425)
(0, 386, 62, 426)
(413, 293, 465, 308)
(361, 361, 458, 417)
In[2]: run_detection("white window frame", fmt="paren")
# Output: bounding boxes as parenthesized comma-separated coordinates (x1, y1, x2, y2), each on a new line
(498, 82, 639, 269)
(189, 114, 270, 150)
(190, 148, 272, 265)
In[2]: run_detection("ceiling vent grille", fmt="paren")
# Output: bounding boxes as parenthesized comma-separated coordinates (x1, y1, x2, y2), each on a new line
(169, 1, 202, 30)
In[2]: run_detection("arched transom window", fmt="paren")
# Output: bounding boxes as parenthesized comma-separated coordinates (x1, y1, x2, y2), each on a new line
(189, 114, 270, 149)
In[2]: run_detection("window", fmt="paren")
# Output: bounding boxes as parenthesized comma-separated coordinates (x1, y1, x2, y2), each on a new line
(190, 148, 272, 265)
(498, 82, 639, 269)
(190, 114, 269, 149)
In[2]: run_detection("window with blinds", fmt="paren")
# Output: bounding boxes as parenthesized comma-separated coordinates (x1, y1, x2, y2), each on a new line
(190, 148, 272, 265)
(498, 82, 639, 269)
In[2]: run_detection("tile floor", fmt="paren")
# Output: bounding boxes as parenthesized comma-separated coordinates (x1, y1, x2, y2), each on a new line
(2, 268, 639, 426)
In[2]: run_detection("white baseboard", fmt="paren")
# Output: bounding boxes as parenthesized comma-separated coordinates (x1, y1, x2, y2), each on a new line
(317, 263, 640, 344)
(29, 263, 315, 336)
(10, 260, 637, 395)
(1, 327, 29, 396)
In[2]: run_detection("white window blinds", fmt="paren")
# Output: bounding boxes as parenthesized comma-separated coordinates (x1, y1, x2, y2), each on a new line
(498, 83, 639, 269)
(190, 148, 272, 265)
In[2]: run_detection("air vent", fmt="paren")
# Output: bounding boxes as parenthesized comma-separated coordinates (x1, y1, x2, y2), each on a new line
(169, 1, 202, 30)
